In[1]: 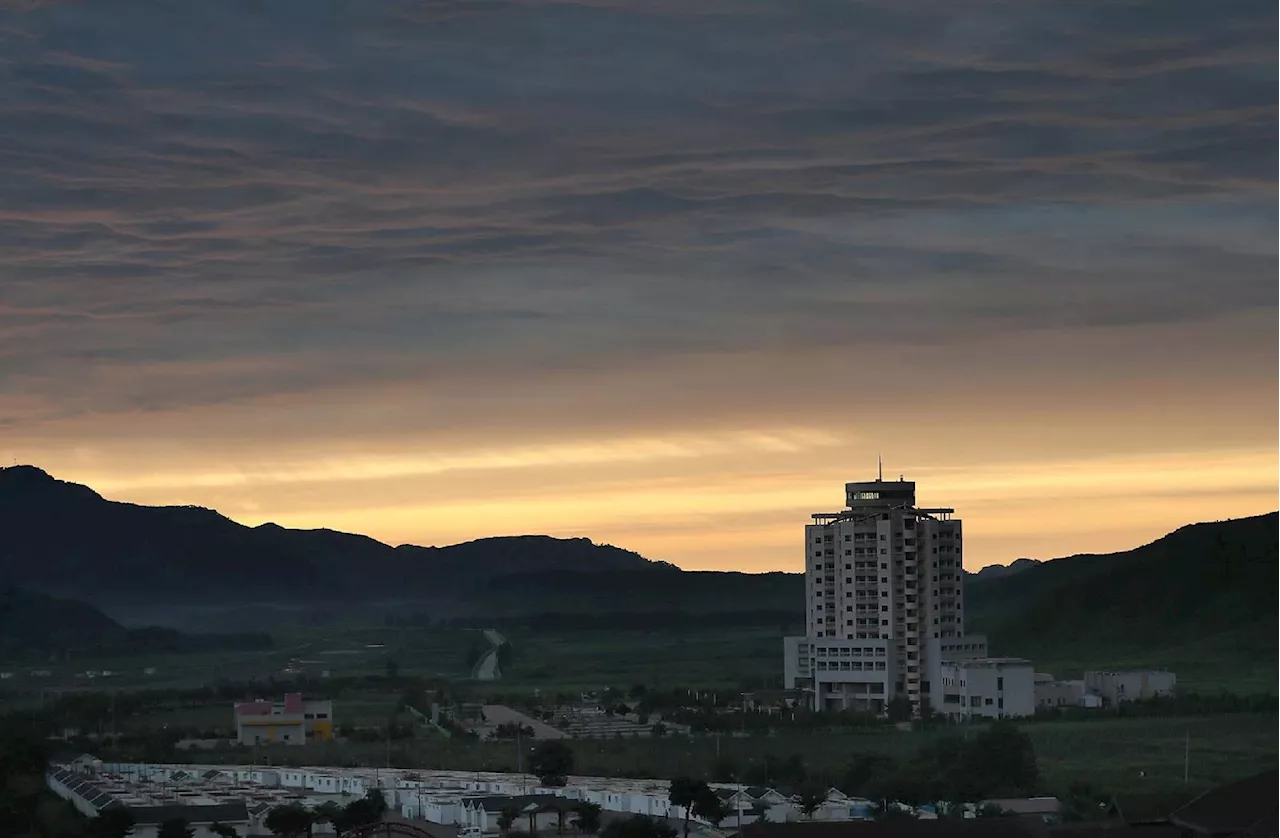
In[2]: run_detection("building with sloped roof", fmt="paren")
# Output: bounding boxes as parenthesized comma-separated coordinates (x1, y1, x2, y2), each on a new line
(46, 766, 252, 838)
(1168, 770, 1278, 837)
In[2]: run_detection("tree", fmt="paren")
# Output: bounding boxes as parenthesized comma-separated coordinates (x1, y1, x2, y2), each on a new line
(968, 720, 1039, 796)
(210, 824, 241, 838)
(312, 801, 344, 835)
(842, 753, 896, 797)
(691, 787, 729, 828)
(497, 805, 520, 835)
(530, 740, 575, 787)
(33, 796, 88, 838)
(571, 802, 602, 835)
(157, 818, 195, 838)
(265, 804, 315, 837)
(885, 696, 914, 723)
(667, 777, 705, 838)
(366, 788, 388, 818)
(0, 733, 55, 837)
(338, 788, 388, 830)
(795, 786, 828, 820)
(91, 806, 137, 838)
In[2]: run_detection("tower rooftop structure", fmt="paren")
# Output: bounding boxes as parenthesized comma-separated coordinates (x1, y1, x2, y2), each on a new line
(785, 473, 973, 717)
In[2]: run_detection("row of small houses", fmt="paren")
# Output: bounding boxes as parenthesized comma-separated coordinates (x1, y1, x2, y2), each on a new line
(50, 755, 1277, 838)
(448, 787, 901, 834)
(53, 757, 942, 833)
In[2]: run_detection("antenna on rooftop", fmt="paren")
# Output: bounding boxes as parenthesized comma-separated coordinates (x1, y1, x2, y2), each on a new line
(877, 454, 883, 481)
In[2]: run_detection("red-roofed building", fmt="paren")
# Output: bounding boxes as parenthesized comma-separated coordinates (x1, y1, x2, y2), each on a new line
(233, 692, 334, 746)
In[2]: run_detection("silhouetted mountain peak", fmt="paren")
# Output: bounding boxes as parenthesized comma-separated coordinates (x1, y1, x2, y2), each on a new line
(0, 466, 665, 607)
(970, 557, 1042, 580)
(0, 464, 102, 501)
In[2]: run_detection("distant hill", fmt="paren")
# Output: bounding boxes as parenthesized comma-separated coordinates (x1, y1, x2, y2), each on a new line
(969, 557, 1042, 581)
(0, 465, 664, 609)
(965, 513, 1279, 667)
(2, 466, 1275, 673)
(0, 588, 271, 661)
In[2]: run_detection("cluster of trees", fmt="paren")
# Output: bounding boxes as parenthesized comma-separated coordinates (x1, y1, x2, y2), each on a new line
(529, 740, 575, 786)
(490, 723, 536, 741)
(263, 788, 387, 836)
(497, 800, 602, 836)
(838, 721, 1040, 804)
(701, 723, 1040, 808)
(0, 731, 74, 838)
(708, 752, 809, 787)
(667, 778, 730, 836)
(1039, 691, 1279, 720)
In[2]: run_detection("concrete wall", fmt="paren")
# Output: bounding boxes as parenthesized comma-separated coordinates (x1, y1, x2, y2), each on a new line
(939, 635, 989, 662)
(810, 638, 893, 714)
(783, 636, 809, 690)
(1084, 670, 1176, 704)
(937, 660, 1036, 719)
(1035, 678, 1086, 709)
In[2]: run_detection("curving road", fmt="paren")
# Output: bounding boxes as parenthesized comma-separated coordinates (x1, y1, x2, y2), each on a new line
(471, 629, 506, 681)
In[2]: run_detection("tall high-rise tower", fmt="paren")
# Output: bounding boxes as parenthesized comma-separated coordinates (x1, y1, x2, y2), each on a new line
(783, 476, 986, 714)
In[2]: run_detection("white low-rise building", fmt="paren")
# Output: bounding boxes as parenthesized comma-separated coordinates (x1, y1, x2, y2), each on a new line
(1084, 669, 1176, 705)
(47, 766, 254, 838)
(57, 758, 882, 832)
(1034, 674, 1103, 709)
(935, 657, 1036, 719)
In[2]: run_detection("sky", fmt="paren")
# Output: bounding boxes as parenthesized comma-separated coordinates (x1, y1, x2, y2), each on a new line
(1, 0, 1276, 573)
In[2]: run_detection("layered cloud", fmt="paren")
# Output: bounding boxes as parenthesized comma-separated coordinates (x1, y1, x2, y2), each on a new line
(0, 0, 1275, 568)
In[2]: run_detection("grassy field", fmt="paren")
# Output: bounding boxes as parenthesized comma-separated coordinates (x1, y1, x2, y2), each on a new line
(163, 712, 1275, 798)
(4, 618, 1274, 699)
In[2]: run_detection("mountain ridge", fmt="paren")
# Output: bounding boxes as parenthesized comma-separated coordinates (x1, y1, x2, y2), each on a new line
(2, 465, 1276, 674)
(0, 465, 668, 609)
(964, 512, 1279, 669)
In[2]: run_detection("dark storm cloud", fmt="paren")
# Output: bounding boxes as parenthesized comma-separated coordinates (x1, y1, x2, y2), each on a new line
(0, 0, 1275, 417)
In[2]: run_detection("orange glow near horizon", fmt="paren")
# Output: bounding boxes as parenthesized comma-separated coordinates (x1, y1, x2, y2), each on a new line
(7, 320, 1277, 573)
(13, 428, 1277, 573)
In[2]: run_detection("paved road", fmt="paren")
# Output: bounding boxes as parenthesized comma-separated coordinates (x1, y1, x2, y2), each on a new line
(472, 629, 507, 681)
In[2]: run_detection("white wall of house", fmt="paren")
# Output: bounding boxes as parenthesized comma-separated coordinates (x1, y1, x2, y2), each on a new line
(1084, 670, 1176, 704)
(1035, 677, 1087, 709)
(937, 659, 1036, 719)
